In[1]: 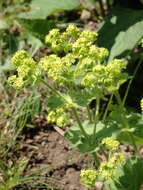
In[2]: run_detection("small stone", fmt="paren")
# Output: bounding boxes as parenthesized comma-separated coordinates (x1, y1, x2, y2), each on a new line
(80, 10, 91, 20)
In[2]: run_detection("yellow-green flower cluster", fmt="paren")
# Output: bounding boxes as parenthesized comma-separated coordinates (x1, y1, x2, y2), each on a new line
(8, 50, 40, 89)
(80, 169, 97, 188)
(39, 54, 74, 83)
(9, 26, 128, 94)
(80, 138, 125, 187)
(82, 59, 128, 93)
(45, 25, 80, 53)
(99, 153, 125, 180)
(101, 137, 119, 151)
(80, 152, 125, 186)
(98, 138, 124, 180)
(47, 107, 69, 127)
(72, 31, 98, 59)
(141, 98, 143, 113)
(8, 75, 24, 90)
(41, 25, 128, 92)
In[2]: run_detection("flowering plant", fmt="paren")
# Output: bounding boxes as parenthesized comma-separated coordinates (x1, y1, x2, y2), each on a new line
(8, 25, 143, 189)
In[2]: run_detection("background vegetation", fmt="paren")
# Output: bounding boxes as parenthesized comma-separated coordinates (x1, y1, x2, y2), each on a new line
(0, 0, 143, 189)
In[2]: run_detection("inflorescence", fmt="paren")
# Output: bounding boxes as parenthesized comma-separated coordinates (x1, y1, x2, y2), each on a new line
(8, 25, 128, 127)
(80, 138, 125, 187)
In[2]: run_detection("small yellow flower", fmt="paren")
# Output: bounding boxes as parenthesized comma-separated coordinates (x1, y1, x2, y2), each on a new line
(47, 107, 69, 127)
(101, 137, 119, 151)
(8, 76, 24, 89)
(110, 153, 125, 165)
(12, 50, 29, 68)
(66, 24, 80, 37)
(99, 162, 114, 180)
(80, 169, 97, 188)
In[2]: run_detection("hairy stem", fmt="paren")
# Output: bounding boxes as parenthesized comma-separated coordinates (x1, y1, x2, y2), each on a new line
(114, 91, 138, 154)
(103, 94, 113, 121)
(92, 152, 100, 166)
(123, 58, 142, 106)
(87, 105, 92, 123)
(94, 98, 100, 135)
(40, 79, 62, 98)
(71, 107, 90, 143)
(100, 146, 108, 160)
(40, 79, 101, 164)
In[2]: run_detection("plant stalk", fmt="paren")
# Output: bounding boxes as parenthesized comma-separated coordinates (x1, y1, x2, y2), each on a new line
(114, 91, 138, 154)
(41, 79, 94, 152)
(87, 105, 92, 123)
(71, 107, 90, 143)
(103, 94, 113, 121)
(92, 152, 100, 166)
(93, 98, 100, 136)
(40, 79, 62, 98)
(123, 58, 142, 106)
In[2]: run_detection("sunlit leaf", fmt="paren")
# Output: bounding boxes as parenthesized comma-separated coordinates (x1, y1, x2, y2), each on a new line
(98, 7, 143, 61)
(18, 0, 80, 19)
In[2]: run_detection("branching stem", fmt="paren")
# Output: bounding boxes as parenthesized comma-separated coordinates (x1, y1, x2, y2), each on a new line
(114, 91, 138, 154)
(123, 58, 142, 106)
(94, 98, 100, 136)
(103, 94, 113, 121)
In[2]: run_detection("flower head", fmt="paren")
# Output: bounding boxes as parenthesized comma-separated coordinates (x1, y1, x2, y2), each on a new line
(8, 76, 24, 90)
(80, 169, 97, 188)
(47, 107, 69, 127)
(12, 50, 29, 68)
(99, 162, 114, 180)
(102, 137, 120, 151)
(8, 50, 40, 89)
(99, 152, 125, 180)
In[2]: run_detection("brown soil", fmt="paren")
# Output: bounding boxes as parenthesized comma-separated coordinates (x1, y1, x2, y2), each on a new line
(17, 123, 94, 190)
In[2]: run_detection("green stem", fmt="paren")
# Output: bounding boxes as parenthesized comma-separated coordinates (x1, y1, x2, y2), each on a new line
(40, 79, 95, 153)
(103, 94, 113, 121)
(129, 133, 138, 153)
(71, 108, 101, 166)
(40, 79, 62, 98)
(95, 98, 100, 121)
(123, 58, 142, 106)
(71, 107, 90, 143)
(92, 152, 100, 166)
(87, 105, 92, 123)
(114, 91, 138, 154)
(94, 98, 100, 136)
(100, 146, 108, 160)
(114, 91, 123, 108)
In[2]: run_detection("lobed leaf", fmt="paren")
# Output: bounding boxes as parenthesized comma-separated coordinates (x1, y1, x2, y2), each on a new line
(98, 7, 143, 61)
(18, 0, 80, 19)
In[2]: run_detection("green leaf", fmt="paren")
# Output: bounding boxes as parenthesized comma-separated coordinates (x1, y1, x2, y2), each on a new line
(18, 19, 56, 41)
(109, 109, 143, 144)
(48, 94, 65, 110)
(95, 121, 119, 140)
(70, 88, 103, 107)
(64, 121, 98, 153)
(98, 7, 143, 61)
(106, 157, 143, 190)
(18, 0, 80, 19)
(64, 120, 119, 153)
